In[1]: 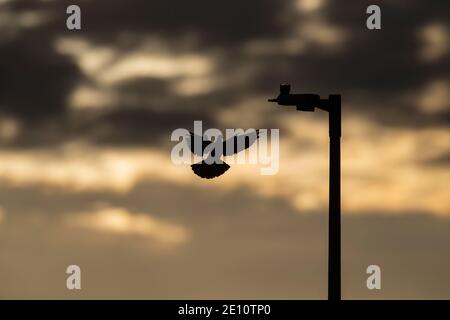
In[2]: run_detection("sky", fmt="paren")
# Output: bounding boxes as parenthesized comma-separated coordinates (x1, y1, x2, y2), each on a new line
(0, 0, 449, 299)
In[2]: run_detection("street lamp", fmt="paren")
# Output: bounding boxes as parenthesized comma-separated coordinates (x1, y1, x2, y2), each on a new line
(269, 83, 342, 301)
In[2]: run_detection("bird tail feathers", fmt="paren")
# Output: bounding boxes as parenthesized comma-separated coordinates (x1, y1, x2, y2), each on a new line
(191, 161, 230, 179)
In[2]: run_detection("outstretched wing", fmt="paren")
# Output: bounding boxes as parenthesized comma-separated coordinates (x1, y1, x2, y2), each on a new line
(222, 129, 260, 156)
(187, 131, 212, 156)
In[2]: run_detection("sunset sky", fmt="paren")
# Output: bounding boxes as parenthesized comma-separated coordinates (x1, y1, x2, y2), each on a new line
(0, 0, 449, 299)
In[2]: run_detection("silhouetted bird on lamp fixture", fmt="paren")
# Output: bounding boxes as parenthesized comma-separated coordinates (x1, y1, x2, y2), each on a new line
(186, 129, 260, 179)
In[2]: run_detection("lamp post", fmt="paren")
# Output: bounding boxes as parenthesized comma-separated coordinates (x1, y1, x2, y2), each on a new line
(269, 83, 341, 301)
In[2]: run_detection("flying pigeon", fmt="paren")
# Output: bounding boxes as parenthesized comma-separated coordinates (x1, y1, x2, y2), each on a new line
(186, 129, 261, 179)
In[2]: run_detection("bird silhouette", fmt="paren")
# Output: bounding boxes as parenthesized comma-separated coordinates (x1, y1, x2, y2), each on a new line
(186, 129, 260, 179)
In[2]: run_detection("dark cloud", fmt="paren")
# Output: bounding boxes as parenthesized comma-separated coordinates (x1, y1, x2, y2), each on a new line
(81, 0, 292, 47)
(82, 107, 220, 147)
(241, 0, 450, 128)
(1, 0, 449, 149)
(4, 0, 293, 44)
(0, 37, 80, 122)
(0, 0, 293, 148)
(315, 0, 450, 125)
(422, 151, 450, 167)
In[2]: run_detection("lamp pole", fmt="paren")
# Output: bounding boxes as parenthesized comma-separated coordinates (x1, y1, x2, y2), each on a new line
(269, 84, 341, 301)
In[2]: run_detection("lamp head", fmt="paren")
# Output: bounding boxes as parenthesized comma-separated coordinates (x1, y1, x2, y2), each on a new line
(268, 83, 319, 112)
